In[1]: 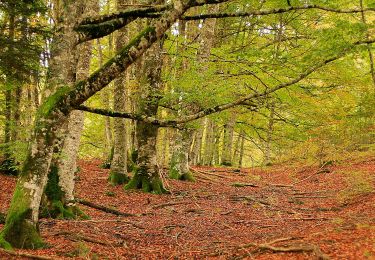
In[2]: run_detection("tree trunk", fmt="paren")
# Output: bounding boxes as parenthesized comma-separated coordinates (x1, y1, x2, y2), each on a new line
(97, 38, 113, 161)
(169, 129, 194, 181)
(238, 131, 245, 168)
(125, 0, 167, 193)
(264, 103, 275, 166)
(221, 114, 235, 166)
(41, 0, 93, 219)
(109, 0, 130, 185)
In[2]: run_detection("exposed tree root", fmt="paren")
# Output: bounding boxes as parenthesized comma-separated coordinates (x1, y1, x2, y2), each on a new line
(124, 171, 169, 194)
(237, 237, 329, 260)
(0, 248, 53, 260)
(54, 231, 110, 246)
(77, 198, 138, 217)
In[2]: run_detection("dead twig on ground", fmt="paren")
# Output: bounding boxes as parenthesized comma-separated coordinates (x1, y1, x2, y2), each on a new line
(77, 198, 139, 217)
(231, 182, 258, 188)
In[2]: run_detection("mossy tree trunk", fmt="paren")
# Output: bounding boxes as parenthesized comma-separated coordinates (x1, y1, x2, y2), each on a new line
(41, 0, 93, 219)
(125, 1, 166, 193)
(0, 106, 68, 249)
(169, 129, 194, 181)
(109, 0, 130, 185)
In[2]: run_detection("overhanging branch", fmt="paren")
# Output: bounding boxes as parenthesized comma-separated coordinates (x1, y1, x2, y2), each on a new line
(75, 0, 230, 43)
(75, 39, 374, 127)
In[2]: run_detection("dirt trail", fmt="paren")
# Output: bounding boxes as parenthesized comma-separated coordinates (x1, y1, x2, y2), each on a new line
(0, 158, 374, 259)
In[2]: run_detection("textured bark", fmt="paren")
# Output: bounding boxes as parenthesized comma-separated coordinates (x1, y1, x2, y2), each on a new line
(190, 127, 203, 165)
(203, 119, 215, 166)
(42, 0, 93, 219)
(97, 39, 113, 155)
(169, 129, 194, 181)
(125, 0, 166, 193)
(109, 0, 130, 185)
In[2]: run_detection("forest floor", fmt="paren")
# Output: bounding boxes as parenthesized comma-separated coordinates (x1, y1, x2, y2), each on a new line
(0, 157, 374, 260)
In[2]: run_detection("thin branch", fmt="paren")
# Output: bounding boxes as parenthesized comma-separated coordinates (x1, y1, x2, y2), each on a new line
(182, 5, 375, 20)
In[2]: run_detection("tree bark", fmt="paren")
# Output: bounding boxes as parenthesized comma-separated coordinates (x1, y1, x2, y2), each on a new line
(109, 0, 131, 185)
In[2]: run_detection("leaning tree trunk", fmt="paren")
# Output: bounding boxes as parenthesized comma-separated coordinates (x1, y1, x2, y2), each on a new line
(109, 0, 131, 185)
(41, 0, 94, 219)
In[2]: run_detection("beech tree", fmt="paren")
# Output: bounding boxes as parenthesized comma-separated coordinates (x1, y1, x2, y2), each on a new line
(0, 0, 374, 250)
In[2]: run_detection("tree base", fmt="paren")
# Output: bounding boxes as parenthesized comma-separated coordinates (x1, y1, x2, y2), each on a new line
(0, 214, 44, 249)
(221, 162, 232, 167)
(169, 169, 195, 181)
(124, 170, 168, 194)
(108, 171, 129, 185)
(40, 201, 89, 220)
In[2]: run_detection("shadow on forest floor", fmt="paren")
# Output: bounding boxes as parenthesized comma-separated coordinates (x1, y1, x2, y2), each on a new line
(1, 157, 374, 259)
